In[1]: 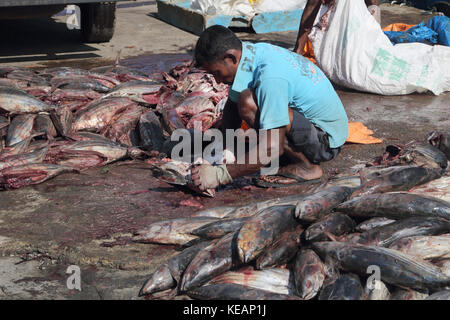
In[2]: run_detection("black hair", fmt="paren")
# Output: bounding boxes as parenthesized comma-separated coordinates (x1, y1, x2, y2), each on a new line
(194, 25, 242, 67)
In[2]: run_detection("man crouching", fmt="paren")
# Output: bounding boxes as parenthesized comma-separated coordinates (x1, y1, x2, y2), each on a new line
(191, 25, 348, 190)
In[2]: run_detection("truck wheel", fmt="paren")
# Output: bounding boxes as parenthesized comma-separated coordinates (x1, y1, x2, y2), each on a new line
(81, 2, 116, 43)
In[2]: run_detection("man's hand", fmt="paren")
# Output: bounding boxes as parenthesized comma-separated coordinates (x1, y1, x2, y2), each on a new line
(191, 164, 233, 191)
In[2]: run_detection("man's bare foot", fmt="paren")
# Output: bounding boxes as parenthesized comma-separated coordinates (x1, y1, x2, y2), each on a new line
(278, 162, 323, 181)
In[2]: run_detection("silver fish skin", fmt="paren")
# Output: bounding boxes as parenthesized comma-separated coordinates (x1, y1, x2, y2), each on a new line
(33, 114, 57, 137)
(347, 216, 450, 247)
(6, 114, 36, 147)
(191, 217, 249, 240)
(187, 283, 301, 300)
(337, 192, 450, 220)
(191, 206, 236, 218)
(294, 249, 326, 300)
(390, 289, 429, 300)
(0, 87, 53, 113)
(131, 217, 218, 246)
(356, 217, 396, 232)
(105, 80, 162, 104)
(425, 290, 450, 300)
(295, 186, 353, 222)
(304, 212, 356, 242)
(364, 280, 390, 300)
(207, 267, 296, 296)
(407, 174, 450, 202)
(139, 265, 176, 296)
(312, 242, 450, 291)
(319, 274, 365, 300)
(388, 234, 450, 260)
(60, 140, 129, 164)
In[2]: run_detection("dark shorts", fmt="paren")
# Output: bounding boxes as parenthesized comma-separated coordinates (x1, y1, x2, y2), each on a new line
(286, 110, 342, 164)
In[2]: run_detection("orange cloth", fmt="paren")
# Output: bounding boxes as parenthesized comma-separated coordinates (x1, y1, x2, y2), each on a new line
(302, 40, 317, 65)
(382, 23, 415, 32)
(242, 121, 381, 144)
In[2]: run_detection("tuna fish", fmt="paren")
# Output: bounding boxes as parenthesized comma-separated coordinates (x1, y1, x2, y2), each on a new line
(434, 260, 450, 277)
(105, 80, 163, 104)
(425, 290, 450, 300)
(356, 217, 396, 232)
(0, 147, 47, 171)
(319, 274, 365, 300)
(6, 114, 36, 147)
(337, 192, 450, 220)
(407, 174, 450, 202)
(138, 111, 165, 152)
(0, 163, 77, 190)
(304, 213, 356, 242)
(312, 242, 450, 290)
(295, 186, 353, 222)
(236, 205, 298, 263)
(294, 249, 326, 300)
(345, 216, 450, 247)
(389, 234, 450, 261)
(160, 107, 186, 134)
(72, 97, 137, 132)
(49, 107, 73, 136)
(351, 166, 443, 199)
(191, 206, 236, 219)
(131, 217, 218, 246)
(255, 225, 303, 270)
(139, 265, 176, 296)
(390, 289, 428, 300)
(207, 267, 296, 296)
(50, 75, 111, 93)
(191, 217, 250, 240)
(179, 232, 240, 292)
(187, 283, 301, 300)
(400, 144, 448, 170)
(33, 114, 57, 137)
(0, 87, 53, 113)
(428, 131, 450, 160)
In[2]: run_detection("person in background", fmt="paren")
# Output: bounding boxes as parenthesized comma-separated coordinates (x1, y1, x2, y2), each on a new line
(294, 0, 380, 55)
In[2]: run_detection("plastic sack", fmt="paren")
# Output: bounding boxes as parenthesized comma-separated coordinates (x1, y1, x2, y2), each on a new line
(253, 0, 307, 13)
(426, 16, 450, 46)
(384, 22, 438, 45)
(309, 0, 450, 95)
(190, 0, 255, 18)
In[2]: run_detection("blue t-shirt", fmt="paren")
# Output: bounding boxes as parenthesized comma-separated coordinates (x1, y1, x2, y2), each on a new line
(229, 42, 348, 148)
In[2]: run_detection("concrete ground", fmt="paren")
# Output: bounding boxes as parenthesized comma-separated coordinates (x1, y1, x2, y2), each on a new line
(0, 2, 448, 299)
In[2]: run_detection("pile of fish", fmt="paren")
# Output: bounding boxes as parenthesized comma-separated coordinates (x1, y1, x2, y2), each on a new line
(0, 60, 228, 190)
(136, 138, 450, 300)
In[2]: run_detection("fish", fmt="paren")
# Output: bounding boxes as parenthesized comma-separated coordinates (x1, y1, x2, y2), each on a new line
(304, 212, 356, 242)
(428, 131, 450, 160)
(100, 104, 145, 146)
(318, 274, 365, 300)
(139, 241, 211, 296)
(320, 175, 362, 189)
(0, 147, 48, 171)
(425, 290, 450, 300)
(255, 225, 303, 270)
(50, 75, 111, 93)
(49, 88, 103, 102)
(0, 135, 36, 157)
(207, 267, 296, 296)
(160, 107, 186, 134)
(139, 265, 176, 296)
(400, 144, 448, 170)
(295, 186, 353, 222)
(191, 206, 237, 219)
(175, 96, 215, 119)
(191, 217, 250, 240)
(179, 232, 240, 292)
(337, 192, 450, 220)
(33, 114, 57, 137)
(355, 217, 396, 232)
(312, 242, 450, 290)
(236, 205, 298, 263)
(407, 174, 450, 202)
(350, 166, 443, 199)
(390, 289, 429, 300)
(187, 283, 301, 300)
(388, 234, 450, 261)
(6, 69, 48, 86)
(345, 216, 450, 247)
(0, 163, 77, 190)
(293, 249, 326, 300)
(138, 111, 165, 152)
(434, 260, 450, 277)
(49, 107, 73, 136)
(6, 114, 36, 147)
(364, 280, 390, 300)
(0, 115, 9, 131)
(105, 80, 162, 104)
(72, 97, 137, 132)
(0, 87, 53, 113)
(131, 217, 218, 246)
(40, 67, 89, 78)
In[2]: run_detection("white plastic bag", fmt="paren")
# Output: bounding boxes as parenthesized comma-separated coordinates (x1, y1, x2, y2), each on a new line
(309, 0, 450, 95)
(190, 0, 255, 18)
(254, 0, 307, 13)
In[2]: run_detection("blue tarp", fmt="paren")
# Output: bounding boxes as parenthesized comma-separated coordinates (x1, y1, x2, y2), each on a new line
(384, 16, 450, 46)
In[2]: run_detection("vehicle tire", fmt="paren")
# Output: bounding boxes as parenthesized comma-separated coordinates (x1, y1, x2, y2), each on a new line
(81, 2, 116, 43)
